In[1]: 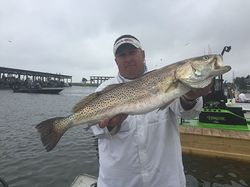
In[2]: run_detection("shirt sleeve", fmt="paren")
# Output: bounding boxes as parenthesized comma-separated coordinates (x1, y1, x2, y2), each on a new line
(91, 125, 112, 138)
(90, 78, 118, 138)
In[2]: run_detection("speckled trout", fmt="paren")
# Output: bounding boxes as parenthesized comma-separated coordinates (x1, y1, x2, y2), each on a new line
(36, 54, 231, 151)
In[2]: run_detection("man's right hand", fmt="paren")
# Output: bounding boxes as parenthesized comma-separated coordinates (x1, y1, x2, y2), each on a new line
(99, 114, 128, 130)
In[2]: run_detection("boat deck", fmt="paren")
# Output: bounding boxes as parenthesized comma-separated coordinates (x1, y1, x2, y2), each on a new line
(180, 116, 250, 162)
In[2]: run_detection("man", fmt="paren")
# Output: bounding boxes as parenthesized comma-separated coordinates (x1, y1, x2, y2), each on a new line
(238, 92, 248, 103)
(92, 34, 211, 187)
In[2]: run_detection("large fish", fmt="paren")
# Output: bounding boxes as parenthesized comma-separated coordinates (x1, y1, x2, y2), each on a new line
(36, 54, 231, 151)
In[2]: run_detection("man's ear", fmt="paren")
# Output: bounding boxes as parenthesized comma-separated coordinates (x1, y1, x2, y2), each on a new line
(142, 50, 145, 58)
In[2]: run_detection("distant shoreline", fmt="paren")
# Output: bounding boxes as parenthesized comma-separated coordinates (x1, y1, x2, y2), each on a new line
(71, 82, 98, 87)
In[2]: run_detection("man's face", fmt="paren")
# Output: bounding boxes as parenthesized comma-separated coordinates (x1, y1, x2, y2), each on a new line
(115, 48, 145, 79)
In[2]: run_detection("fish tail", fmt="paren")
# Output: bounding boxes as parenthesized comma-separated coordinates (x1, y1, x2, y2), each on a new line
(36, 117, 67, 152)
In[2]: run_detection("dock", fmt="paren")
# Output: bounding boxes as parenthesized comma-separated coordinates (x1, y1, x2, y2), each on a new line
(0, 67, 72, 89)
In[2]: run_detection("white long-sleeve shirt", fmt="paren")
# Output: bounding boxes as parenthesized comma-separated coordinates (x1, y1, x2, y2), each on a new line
(92, 74, 203, 187)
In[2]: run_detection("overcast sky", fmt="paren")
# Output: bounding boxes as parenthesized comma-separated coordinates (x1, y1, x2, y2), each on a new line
(0, 0, 249, 82)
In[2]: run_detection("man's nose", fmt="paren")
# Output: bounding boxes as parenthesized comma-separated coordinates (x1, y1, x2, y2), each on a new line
(123, 54, 133, 63)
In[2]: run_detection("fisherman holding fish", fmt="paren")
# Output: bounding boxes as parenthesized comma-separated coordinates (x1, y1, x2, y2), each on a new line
(91, 35, 213, 187)
(36, 34, 231, 187)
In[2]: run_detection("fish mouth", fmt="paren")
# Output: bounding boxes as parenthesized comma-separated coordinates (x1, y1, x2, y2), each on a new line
(208, 54, 231, 77)
(180, 55, 231, 89)
(209, 65, 231, 77)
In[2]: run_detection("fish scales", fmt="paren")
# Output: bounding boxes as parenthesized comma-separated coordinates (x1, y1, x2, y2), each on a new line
(72, 66, 177, 124)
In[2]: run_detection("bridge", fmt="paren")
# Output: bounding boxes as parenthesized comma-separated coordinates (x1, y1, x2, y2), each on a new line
(89, 76, 114, 86)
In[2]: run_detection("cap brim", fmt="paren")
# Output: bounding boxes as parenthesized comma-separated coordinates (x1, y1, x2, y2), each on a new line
(113, 37, 142, 55)
(115, 43, 138, 55)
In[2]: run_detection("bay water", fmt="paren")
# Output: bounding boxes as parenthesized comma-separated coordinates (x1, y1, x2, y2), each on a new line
(0, 87, 249, 187)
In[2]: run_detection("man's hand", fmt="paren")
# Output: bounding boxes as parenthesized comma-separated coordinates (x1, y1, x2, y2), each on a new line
(184, 83, 212, 100)
(99, 114, 128, 133)
(180, 83, 212, 110)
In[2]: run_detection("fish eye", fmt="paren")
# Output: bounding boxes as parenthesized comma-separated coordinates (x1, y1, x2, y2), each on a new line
(203, 55, 209, 60)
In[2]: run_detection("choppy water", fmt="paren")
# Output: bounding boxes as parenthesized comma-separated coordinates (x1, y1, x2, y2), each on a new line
(0, 87, 249, 187)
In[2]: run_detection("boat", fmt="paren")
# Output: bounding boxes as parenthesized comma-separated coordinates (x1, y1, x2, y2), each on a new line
(12, 87, 63, 94)
(70, 174, 97, 187)
(180, 46, 250, 162)
(180, 108, 250, 162)
(180, 102, 250, 162)
(180, 60, 250, 162)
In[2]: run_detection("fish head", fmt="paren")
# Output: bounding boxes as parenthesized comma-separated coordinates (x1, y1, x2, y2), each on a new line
(177, 54, 231, 88)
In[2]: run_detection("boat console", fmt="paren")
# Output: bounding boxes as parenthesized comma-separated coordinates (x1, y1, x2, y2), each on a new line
(200, 78, 247, 125)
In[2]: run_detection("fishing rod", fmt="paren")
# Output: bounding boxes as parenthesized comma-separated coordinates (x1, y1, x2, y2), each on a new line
(202, 46, 232, 108)
(221, 46, 231, 56)
(219, 46, 232, 93)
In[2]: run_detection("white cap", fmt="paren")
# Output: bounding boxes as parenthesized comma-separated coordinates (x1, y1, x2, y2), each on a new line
(113, 37, 142, 55)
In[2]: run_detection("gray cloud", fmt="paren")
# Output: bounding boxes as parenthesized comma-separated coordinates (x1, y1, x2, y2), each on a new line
(0, 0, 249, 82)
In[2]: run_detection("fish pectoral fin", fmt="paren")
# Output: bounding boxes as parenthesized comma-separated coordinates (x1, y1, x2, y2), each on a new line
(163, 80, 177, 93)
(179, 77, 213, 89)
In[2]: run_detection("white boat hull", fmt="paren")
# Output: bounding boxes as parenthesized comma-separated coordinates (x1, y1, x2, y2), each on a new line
(70, 174, 97, 187)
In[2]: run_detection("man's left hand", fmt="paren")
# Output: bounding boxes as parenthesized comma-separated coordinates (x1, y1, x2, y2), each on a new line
(184, 83, 212, 101)
(180, 83, 212, 110)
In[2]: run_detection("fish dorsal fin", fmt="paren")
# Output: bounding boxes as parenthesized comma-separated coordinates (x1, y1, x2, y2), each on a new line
(72, 92, 100, 113)
(179, 77, 213, 89)
(143, 69, 157, 76)
(102, 83, 123, 92)
(72, 83, 124, 113)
